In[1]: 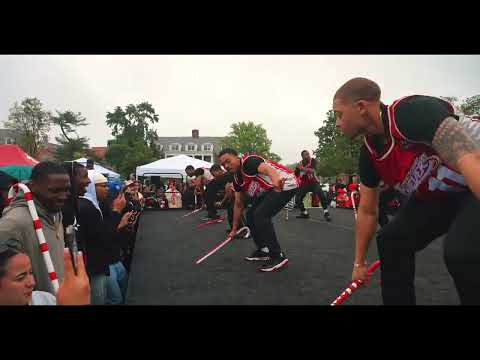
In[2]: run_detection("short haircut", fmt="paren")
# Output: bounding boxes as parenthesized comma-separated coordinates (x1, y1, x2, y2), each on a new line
(185, 165, 194, 172)
(61, 161, 85, 226)
(218, 148, 238, 157)
(301, 150, 309, 156)
(31, 161, 68, 183)
(210, 164, 222, 173)
(334, 77, 381, 103)
(62, 161, 85, 180)
(194, 168, 205, 177)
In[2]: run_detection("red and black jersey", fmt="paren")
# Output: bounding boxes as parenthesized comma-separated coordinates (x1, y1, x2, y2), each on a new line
(363, 96, 467, 200)
(233, 154, 298, 198)
(296, 158, 319, 187)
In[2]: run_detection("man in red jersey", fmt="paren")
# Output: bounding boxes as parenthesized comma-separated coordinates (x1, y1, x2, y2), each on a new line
(218, 149, 298, 272)
(294, 150, 332, 222)
(333, 77, 480, 305)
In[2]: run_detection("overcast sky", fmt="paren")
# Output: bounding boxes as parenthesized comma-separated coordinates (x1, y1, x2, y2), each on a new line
(1, 55, 479, 164)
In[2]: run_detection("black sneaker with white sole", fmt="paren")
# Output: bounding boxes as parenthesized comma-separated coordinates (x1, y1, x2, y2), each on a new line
(259, 253, 289, 272)
(245, 249, 271, 261)
(324, 212, 332, 222)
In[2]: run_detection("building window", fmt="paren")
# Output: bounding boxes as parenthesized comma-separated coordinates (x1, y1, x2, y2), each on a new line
(170, 143, 180, 151)
(157, 144, 164, 151)
(203, 143, 212, 151)
(187, 143, 196, 151)
(167, 155, 174, 158)
(5, 137, 15, 144)
(203, 155, 212, 162)
(194, 155, 203, 160)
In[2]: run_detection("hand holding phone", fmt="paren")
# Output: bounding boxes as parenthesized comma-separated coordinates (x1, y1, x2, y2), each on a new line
(65, 225, 78, 276)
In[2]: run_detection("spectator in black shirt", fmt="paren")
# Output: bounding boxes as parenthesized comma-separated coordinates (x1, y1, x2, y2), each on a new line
(78, 171, 130, 305)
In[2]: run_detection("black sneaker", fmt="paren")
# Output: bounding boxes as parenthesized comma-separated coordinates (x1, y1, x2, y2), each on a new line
(259, 253, 289, 272)
(245, 249, 271, 262)
(296, 212, 310, 219)
(324, 212, 332, 222)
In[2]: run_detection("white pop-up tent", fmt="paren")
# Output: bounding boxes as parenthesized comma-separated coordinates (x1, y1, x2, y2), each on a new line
(73, 158, 121, 178)
(136, 155, 214, 179)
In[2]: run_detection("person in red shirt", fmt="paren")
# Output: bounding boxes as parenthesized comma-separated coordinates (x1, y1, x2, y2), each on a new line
(294, 150, 331, 221)
(218, 149, 298, 272)
(333, 77, 480, 305)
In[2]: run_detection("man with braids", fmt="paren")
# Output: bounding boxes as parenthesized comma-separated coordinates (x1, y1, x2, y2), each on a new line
(333, 77, 480, 305)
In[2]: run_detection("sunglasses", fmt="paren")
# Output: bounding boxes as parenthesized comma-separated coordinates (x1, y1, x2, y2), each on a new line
(0, 238, 22, 254)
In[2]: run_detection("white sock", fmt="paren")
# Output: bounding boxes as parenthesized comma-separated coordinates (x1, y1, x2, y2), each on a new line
(324, 209, 329, 214)
(261, 247, 269, 253)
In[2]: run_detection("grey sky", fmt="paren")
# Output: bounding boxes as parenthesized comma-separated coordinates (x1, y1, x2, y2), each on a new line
(1, 55, 479, 164)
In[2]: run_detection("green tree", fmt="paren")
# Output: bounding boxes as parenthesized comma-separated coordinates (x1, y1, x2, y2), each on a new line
(441, 95, 480, 116)
(52, 110, 90, 162)
(220, 121, 281, 162)
(313, 110, 363, 177)
(4, 98, 51, 157)
(105, 102, 160, 178)
(460, 95, 480, 116)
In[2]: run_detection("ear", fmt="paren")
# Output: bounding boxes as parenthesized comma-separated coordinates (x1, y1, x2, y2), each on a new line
(356, 100, 369, 112)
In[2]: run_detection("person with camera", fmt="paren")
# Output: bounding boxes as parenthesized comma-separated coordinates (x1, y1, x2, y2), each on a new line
(78, 171, 131, 305)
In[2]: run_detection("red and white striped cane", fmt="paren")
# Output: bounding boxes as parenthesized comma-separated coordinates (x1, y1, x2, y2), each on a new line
(351, 191, 358, 220)
(7, 183, 60, 294)
(181, 207, 203, 218)
(330, 260, 380, 306)
(196, 226, 250, 264)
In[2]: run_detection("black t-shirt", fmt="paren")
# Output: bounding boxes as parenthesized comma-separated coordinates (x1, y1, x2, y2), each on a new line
(233, 156, 265, 192)
(359, 96, 458, 188)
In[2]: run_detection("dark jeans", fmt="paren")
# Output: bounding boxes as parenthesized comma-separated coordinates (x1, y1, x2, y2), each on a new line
(376, 192, 480, 305)
(205, 178, 227, 217)
(182, 188, 195, 209)
(206, 175, 231, 217)
(295, 182, 328, 211)
(246, 189, 296, 258)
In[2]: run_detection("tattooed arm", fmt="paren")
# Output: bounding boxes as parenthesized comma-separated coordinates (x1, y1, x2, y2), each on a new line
(432, 117, 480, 199)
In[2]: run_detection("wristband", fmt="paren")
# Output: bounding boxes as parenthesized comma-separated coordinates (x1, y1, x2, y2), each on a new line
(353, 262, 367, 268)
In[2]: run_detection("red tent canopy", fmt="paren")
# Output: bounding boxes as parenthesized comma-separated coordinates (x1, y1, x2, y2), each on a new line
(0, 144, 39, 167)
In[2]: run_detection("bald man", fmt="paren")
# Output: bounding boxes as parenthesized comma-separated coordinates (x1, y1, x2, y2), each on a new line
(333, 77, 480, 305)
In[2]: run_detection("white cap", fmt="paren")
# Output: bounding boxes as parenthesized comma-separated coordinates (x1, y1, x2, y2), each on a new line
(91, 171, 108, 185)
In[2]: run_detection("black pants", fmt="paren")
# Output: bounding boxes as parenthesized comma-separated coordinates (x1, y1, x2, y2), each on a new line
(182, 188, 195, 209)
(376, 192, 480, 305)
(246, 189, 296, 257)
(378, 188, 398, 227)
(205, 178, 227, 217)
(295, 182, 328, 211)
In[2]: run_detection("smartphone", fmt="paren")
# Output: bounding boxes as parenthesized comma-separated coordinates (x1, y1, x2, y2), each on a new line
(65, 225, 78, 275)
